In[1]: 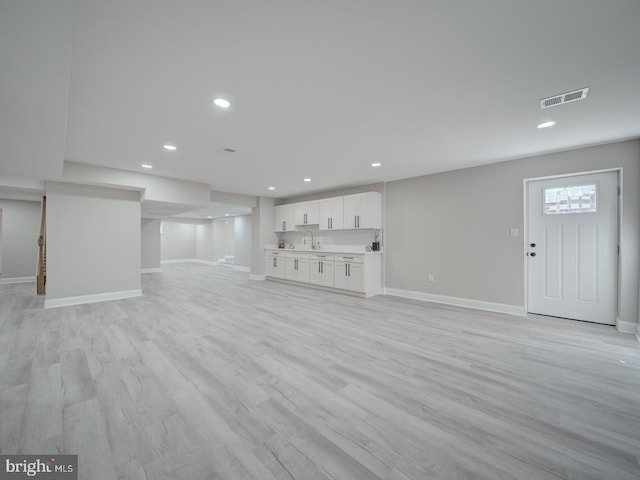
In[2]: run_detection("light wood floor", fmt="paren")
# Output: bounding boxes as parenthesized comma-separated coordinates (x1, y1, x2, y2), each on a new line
(1, 264, 639, 480)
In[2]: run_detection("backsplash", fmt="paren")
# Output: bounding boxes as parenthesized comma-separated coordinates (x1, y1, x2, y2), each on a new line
(277, 227, 381, 250)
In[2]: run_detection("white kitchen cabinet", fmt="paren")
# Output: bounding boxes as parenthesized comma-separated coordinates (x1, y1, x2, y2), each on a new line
(334, 255, 365, 292)
(343, 192, 382, 229)
(294, 201, 319, 226)
(309, 253, 335, 287)
(265, 250, 285, 278)
(318, 197, 344, 231)
(285, 253, 310, 283)
(275, 204, 296, 232)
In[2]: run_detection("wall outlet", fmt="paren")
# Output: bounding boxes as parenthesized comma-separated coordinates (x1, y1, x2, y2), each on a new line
(510, 227, 519, 237)
(428, 273, 435, 282)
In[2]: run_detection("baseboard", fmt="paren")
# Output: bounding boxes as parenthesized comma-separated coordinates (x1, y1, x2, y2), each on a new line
(0, 276, 36, 285)
(384, 287, 527, 317)
(234, 265, 250, 272)
(44, 289, 142, 309)
(616, 319, 639, 335)
(141, 267, 162, 274)
(194, 259, 219, 266)
(161, 259, 199, 264)
(250, 274, 266, 281)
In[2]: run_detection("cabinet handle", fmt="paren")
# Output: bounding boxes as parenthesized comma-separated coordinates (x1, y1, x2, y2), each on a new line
(354, 216, 357, 228)
(345, 264, 348, 276)
(273, 258, 276, 267)
(321, 261, 323, 273)
(283, 221, 286, 231)
(328, 218, 330, 229)
(357, 215, 360, 228)
(330, 217, 333, 229)
(304, 213, 307, 224)
(318, 262, 321, 273)
(348, 263, 351, 277)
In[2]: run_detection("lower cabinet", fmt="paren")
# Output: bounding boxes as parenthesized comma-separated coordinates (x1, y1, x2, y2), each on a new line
(285, 253, 310, 283)
(265, 250, 381, 297)
(265, 251, 285, 278)
(334, 255, 364, 292)
(309, 253, 335, 287)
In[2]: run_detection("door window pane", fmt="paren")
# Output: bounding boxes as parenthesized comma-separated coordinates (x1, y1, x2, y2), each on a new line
(544, 184, 597, 215)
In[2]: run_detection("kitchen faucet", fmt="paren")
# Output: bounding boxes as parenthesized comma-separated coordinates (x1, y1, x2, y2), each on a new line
(303, 230, 315, 249)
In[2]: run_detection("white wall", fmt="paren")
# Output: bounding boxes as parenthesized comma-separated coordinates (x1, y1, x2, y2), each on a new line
(0, 199, 41, 279)
(251, 197, 277, 276)
(141, 218, 161, 269)
(234, 215, 252, 268)
(195, 222, 215, 262)
(45, 183, 141, 303)
(161, 220, 197, 260)
(385, 139, 640, 328)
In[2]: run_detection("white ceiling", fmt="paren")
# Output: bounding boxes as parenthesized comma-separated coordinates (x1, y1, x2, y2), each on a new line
(2, 1, 640, 199)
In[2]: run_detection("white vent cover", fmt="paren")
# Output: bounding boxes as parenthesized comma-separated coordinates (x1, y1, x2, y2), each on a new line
(218, 147, 237, 154)
(540, 88, 589, 109)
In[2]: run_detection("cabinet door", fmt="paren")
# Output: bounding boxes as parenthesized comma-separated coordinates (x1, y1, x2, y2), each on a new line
(343, 193, 381, 229)
(265, 255, 285, 278)
(284, 257, 297, 280)
(294, 201, 319, 226)
(358, 192, 381, 229)
(346, 262, 364, 292)
(319, 197, 344, 230)
(342, 195, 360, 229)
(309, 260, 322, 285)
(320, 260, 335, 287)
(296, 258, 310, 283)
(334, 262, 349, 290)
(275, 205, 296, 232)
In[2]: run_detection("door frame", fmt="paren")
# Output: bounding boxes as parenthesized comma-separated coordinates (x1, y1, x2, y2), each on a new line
(523, 167, 622, 324)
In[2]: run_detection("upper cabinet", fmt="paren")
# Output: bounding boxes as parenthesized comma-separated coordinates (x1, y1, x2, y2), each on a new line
(276, 191, 381, 233)
(275, 204, 296, 232)
(319, 197, 344, 230)
(294, 200, 319, 226)
(343, 192, 382, 229)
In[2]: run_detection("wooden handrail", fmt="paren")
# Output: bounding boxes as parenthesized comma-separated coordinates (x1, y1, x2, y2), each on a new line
(36, 196, 46, 295)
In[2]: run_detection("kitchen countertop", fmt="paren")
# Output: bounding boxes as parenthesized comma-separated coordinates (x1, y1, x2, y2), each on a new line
(264, 244, 382, 254)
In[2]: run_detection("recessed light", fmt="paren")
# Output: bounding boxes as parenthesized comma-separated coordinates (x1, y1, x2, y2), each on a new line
(268, 186, 276, 190)
(303, 178, 311, 182)
(207, 216, 212, 219)
(537, 121, 556, 129)
(371, 162, 382, 167)
(141, 164, 153, 169)
(224, 213, 229, 216)
(163, 144, 177, 151)
(214, 98, 230, 108)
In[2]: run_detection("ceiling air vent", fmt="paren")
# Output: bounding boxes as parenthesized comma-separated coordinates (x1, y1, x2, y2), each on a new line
(540, 87, 589, 109)
(217, 147, 237, 154)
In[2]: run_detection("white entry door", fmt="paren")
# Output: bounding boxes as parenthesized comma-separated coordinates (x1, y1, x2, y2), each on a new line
(527, 172, 618, 325)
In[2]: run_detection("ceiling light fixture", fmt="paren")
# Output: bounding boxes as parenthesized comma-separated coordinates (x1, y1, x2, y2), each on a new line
(268, 186, 276, 190)
(371, 162, 382, 167)
(537, 121, 556, 129)
(224, 213, 230, 216)
(214, 98, 230, 108)
(163, 144, 177, 151)
(141, 164, 153, 169)
(303, 178, 311, 182)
